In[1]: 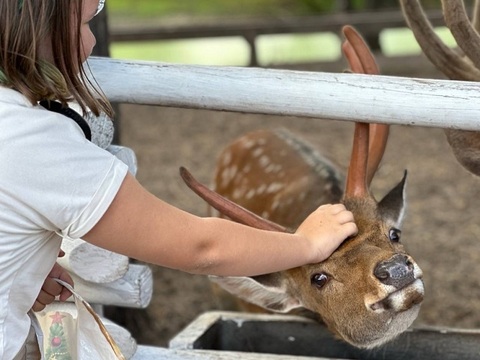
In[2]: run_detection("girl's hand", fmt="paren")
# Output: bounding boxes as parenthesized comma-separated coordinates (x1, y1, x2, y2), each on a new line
(32, 258, 74, 312)
(295, 204, 358, 263)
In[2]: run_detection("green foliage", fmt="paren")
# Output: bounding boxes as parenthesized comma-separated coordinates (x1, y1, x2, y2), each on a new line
(108, 0, 314, 18)
(296, 0, 336, 13)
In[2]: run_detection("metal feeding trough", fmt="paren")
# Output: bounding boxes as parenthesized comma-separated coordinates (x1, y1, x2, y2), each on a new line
(169, 311, 480, 360)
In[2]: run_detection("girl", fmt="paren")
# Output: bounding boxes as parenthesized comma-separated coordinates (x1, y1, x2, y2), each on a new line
(0, 0, 357, 358)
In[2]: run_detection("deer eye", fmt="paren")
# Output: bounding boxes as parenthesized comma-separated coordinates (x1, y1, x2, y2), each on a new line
(311, 273, 329, 289)
(389, 228, 401, 242)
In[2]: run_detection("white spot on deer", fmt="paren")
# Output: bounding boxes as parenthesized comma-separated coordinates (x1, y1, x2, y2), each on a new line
(220, 165, 238, 187)
(266, 183, 284, 194)
(221, 151, 233, 167)
(259, 155, 271, 168)
(240, 138, 256, 149)
(232, 188, 245, 199)
(271, 199, 280, 210)
(256, 184, 267, 195)
(252, 148, 263, 157)
(246, 189, 256, 199)
(265, 163, 282, 174)
(262, 211, 270, 218)
(242, 164, 252, 173)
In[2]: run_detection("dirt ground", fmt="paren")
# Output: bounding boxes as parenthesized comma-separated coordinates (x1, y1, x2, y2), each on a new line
(112, 60, 480, 348)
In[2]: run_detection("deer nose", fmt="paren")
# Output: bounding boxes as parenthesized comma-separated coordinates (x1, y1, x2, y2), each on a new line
(374, 254, 415, 289)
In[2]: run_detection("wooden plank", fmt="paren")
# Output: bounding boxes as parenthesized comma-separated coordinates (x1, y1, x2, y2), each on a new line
(169, 312, 314, 351)
(88, 57, 480, 131)
(102, 318, 138, 359)
(58, 238, 129, 283)
(68, 264, 153, 308)
(132, 347, 344, 360)
(168, 311, 480, 360)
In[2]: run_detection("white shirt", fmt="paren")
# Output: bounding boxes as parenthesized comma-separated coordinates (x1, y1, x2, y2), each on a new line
(0, 87, 128, 359)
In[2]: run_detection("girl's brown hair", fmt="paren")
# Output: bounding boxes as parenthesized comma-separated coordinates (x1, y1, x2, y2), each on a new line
(0, 0, 113, 117)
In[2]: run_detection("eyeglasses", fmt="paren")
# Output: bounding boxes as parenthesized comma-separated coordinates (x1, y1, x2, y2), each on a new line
(95, 0, 105, 16)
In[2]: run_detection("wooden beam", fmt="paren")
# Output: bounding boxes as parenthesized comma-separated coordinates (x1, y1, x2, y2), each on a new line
(88, 57, 480, 131)
(167, 311, 480, 360)
(58, 238, 129, 283)
(69, 264, 153, 308)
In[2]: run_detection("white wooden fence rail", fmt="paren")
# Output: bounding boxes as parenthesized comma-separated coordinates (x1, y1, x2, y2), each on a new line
(88, 57, 480, 131)
(66, 57, 480, 359)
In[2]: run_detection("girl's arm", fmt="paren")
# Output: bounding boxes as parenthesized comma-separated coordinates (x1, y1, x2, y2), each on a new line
(83, 173, 357, 277)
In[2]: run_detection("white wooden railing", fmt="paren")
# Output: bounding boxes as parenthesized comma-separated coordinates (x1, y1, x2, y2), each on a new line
(65, 57, 480, 359)
(89, 57, 480, 131)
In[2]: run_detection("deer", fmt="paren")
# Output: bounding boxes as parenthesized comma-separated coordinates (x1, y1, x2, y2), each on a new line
(179, 26, 425, 349)
(400, 0, 480, 177)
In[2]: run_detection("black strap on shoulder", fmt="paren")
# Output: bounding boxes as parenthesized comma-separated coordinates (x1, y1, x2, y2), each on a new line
(39, 100, 92, 141)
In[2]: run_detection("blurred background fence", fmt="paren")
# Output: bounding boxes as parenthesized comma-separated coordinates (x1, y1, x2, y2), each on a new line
(92, 1, 452, 73)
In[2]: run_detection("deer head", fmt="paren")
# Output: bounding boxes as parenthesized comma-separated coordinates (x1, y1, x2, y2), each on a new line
(400, 0, 480, 176)
(180, 26, 424, 349)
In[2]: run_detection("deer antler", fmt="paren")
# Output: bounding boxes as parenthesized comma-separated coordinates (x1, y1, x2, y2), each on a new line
(400, 0, 480, 177)
(442, 0, 480, 70)
(473, 0, 480, 32)
(179, 167, 287, 232)
(400, 0, 480, 80)
(341, 25, 389, 198)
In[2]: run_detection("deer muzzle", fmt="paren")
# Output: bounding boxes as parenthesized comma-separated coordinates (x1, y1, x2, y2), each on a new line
(369, 254, 424, 313)
(374, 254, 415, 289)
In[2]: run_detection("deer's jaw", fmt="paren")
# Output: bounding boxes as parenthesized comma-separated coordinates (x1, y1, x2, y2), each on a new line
(301, 275, 424, 349)
(354, 274, 424, 348)
(367, 273, 424, 314)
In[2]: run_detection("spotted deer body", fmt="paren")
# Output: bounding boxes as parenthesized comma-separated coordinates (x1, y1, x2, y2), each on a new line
(213, 128, 344, 229)
(400, 0, 480, 176)
(180, 26, 424, 349)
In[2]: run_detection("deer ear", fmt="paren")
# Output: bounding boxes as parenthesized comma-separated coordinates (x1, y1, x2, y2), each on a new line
(378, 170, 407, 227)
(209, 273, 302, 313)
